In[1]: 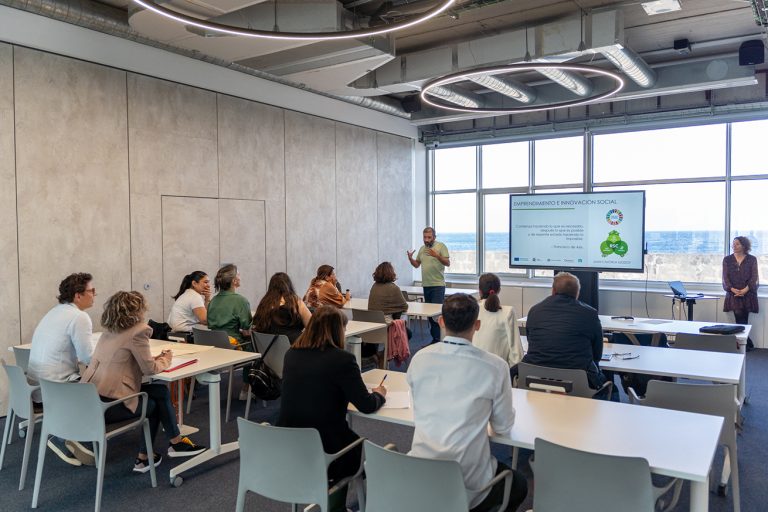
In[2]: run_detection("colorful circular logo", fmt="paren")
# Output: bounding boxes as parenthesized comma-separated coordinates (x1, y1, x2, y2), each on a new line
(606, 209, 623, 225)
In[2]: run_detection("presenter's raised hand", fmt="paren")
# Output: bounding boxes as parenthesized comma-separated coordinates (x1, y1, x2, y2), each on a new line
(427, 247, 440, 258)
(407, 249, 415, 259)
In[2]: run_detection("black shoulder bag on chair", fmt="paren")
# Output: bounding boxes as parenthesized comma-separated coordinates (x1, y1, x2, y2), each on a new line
(247, 335, 282, 401)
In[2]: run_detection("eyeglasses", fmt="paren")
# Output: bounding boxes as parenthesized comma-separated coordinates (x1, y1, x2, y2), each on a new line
(82, 288, 96, 296)
(611, 352, 639, 360)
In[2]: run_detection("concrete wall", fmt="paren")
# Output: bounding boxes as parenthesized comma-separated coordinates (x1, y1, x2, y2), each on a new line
(0, 45, 415, 413)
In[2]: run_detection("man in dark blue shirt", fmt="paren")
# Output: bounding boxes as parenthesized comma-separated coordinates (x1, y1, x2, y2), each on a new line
(514, 272, 606, 389)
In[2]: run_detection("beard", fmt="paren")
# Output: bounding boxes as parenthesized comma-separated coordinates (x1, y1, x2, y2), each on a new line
(425, 241, 434, 248)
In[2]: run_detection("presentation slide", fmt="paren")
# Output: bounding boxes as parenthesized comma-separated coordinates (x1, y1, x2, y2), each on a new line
(509, 191, 645, 272)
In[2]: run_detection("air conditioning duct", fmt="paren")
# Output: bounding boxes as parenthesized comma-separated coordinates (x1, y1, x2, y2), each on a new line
(601, 46, 657, 88)
(468, 74, 537, 104)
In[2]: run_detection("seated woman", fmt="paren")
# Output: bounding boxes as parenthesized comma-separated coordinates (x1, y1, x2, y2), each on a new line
(252, 272, 311, 344)
(367, 261, 408, 322)
(303, 265, 350, 309)
(167, 270, 211, 333)
(474, 273, 523, 366)
(81, 291, 205, 473)
(207, 264, 252, 345)
(277, 306, 386, 512)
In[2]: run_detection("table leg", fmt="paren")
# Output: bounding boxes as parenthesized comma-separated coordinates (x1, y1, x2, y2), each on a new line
(690, 476, 709, 512)
(176, 378, 198, 436)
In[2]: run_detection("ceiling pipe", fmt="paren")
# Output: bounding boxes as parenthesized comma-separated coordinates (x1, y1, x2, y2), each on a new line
(467, 74, 537, 103)
(601, 46, 657, 88)
(427, 85, 483, 108)
(536, 68, 593, 97)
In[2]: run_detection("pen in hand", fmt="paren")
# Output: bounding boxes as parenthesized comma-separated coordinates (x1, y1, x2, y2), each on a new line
(379, 374, 387, 387)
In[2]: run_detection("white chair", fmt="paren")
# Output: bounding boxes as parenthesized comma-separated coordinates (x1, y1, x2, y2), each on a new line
(630, 380, 741, 512)
(236, 418, 365, 512)
(0, 359, 43, 490)
(12, 346, 31, 372)
(31, 380, 156, 512)
(531, 437, 654, 512)
(670, 332, 740, 353)
(351, 309, 388, 368)
(363, 440, 513, 512)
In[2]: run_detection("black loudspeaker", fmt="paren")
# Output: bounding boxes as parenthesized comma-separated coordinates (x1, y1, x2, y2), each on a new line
(401, 94, 422, 114)
(739, 40, 765, 66)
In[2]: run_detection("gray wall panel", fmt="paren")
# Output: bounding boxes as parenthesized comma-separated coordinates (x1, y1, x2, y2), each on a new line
(219, 198, 267, 310)
(336, 123, 378, 297)
(285, 111, 337, 295)
(14, 48, 130, 340)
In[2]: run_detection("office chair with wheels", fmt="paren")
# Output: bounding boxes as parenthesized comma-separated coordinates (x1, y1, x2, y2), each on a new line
(236, 418, 365, 512)
(31, 380, 156, 512)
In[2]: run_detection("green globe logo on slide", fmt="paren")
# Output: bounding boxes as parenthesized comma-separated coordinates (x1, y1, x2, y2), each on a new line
(600, 230, 629, 257)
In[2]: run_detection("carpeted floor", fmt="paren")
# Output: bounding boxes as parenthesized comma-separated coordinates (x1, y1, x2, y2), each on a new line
(2, 323, 766, 511)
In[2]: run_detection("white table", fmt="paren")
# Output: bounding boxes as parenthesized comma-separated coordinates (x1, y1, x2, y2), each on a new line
(344, 320, 388, 368)
(352, 370, 722, 512)
(344, 297, 442, 319)
(400, 285, 479, 297)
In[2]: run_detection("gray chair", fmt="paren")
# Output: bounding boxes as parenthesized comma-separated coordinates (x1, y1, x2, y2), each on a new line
(351, 309, 388, 368)
(531, 437, 654, 512)
(364, 440, 513, 512)
(630, 380, 741, 512)
(31, 380, 156, 512)
(235, 418, 365, 512)
(248, 332, 291, 417)
(515, 362, 613, 399)
(192, 326, 254, 422)
(670, 332, 740, 354)
(0, 359, 43, 490)
(12, 346, 31, 373)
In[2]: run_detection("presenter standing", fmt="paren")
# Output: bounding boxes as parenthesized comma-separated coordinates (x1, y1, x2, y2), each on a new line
(407, 227, 451, 344)
(722, 236, 759, 350)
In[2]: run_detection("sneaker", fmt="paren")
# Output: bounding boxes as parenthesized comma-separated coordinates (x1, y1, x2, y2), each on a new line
(66, 440, 96, 466)
(168, 437, 206, 458)
(238, 387, 249, 401)
(133, 453, 162, 474)
(47, 437, 82, 467)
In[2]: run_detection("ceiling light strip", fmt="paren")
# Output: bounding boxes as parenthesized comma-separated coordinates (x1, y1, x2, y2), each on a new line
(131, 0, 456, 41)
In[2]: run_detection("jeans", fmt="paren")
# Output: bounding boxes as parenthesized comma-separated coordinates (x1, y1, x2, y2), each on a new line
(102, 383, 180, 456)
(422, 286, 445, 342)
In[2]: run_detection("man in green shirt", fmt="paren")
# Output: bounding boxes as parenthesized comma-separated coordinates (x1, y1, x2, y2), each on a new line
(407, 227, 451, 343)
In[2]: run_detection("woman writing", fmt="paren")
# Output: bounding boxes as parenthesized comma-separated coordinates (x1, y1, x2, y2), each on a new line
(723, 236, 759, 350)
(81, 291, 205, 473)
(167, 271, 211, 332)
(474, 273, 523, 366)
(304, 265, 350, 309)
(252, 272, 311, 344)
(278, 306, 386, 512)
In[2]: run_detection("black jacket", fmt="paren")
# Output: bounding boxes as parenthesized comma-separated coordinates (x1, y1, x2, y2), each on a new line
(277, 346, 385, 480)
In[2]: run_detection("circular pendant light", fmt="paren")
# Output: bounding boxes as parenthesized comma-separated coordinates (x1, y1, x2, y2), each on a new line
(131, 0, 456, 41)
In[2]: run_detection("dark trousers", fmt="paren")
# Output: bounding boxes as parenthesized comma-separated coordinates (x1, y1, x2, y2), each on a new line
(102, 383, 180, 456)
(423, 286, 445, 342)
(470, 461, 528, 512)
(733, 310, 754, 349)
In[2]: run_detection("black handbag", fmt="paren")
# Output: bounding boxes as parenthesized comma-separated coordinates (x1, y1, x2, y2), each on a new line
(247, 335, 282, 401)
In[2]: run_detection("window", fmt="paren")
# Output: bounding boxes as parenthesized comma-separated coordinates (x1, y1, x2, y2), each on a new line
(534, 136, 583, 187)
(593, 124, 726, 183)
(434, 146, 476, 191)
(434, 193, 477, 274)
(731, 119, 768, 176)
(481, 142, 529, 189)
(730, 179, 768, 281)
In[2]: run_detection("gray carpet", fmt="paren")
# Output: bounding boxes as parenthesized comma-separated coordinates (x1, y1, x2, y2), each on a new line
(2, 328, 766, 511)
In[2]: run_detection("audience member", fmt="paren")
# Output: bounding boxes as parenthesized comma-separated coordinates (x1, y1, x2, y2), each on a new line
(303, 265, 350, 309)
(474, 273, 523, 366)
(367, 262, 408, 322)
(167, 270, 211, 332)
(81, 291, 205, 473)
(407, 226, 450, 343)
(27, 272, 97, 466)
(512, 272, 606, 390)
(207, 264, 252, 343)
(252, 272, 311, 344)
(277, 306, 386, 512)
(408, 294, 527, 512)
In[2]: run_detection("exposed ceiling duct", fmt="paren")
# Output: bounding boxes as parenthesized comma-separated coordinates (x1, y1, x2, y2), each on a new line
(427, 85, 482, 108)
(601, 45, 657, 88)
(536, 68, 593, 97)
(468, 74, 537, 103)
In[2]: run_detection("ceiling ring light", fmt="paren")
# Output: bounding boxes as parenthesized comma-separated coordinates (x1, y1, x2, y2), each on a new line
(421, 63, 626, 114)
(131, 0, 456, 41)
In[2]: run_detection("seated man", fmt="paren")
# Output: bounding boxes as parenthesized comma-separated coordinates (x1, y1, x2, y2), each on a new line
(513, 272, 606, 390)
(27, 272, 98, 466)
(408, 294, 528, 512)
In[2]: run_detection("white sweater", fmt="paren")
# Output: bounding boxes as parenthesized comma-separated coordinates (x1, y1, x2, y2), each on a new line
(474, 300, 523, 366)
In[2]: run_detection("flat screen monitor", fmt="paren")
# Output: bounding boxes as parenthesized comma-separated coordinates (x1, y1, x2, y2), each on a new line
(509, 190, 646, 273)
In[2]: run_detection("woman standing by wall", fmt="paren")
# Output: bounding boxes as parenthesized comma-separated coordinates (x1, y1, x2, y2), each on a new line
(723, 236, 759, 350)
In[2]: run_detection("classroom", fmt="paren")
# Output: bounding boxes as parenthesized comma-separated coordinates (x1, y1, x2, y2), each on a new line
(1, 1, 767, 511)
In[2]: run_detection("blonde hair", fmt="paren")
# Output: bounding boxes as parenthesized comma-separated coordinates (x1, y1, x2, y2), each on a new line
(101, 291, 147, 333)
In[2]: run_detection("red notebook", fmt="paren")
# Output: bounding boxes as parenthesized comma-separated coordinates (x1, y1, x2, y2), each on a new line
(163, 357, 198, 373)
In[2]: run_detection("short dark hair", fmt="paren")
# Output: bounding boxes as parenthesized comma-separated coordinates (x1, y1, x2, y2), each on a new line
(423, 227, 436, 236)
(553, 272, 580, 299)
(57, 273, 92, 304)
(734, 236, 752, 254)
(441, 294, 479, 333)
(372, 262, 397, 284)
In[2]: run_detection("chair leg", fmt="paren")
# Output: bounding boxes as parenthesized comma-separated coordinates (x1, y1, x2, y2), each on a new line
(235, 488, 247, 512)
(225, 367, 234, 422)
(0, 407, 13, 468)
(186, 376, 196, 415)
(728, 443, 740, 512)
(31, 430, 48, 508)
(143, 421, 158, 488)
(94, 441, 107, 512)
(244, 386, 252, 419)
(19, 413, 35, 490)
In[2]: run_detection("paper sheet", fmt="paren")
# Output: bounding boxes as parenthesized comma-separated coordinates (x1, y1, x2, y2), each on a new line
(150, 343, 214, 357)
(366, 386, 410, 409)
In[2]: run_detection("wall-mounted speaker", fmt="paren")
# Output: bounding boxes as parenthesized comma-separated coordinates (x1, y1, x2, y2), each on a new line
(739, 40, 765, 66)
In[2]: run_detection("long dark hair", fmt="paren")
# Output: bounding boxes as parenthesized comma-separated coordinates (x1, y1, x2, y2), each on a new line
(293, 305, 347, 350)
(172, 271, 207, 300)
(252, 273, 300, 332)
(479, 273, 501, 313)
(311, 264, 335, 286)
